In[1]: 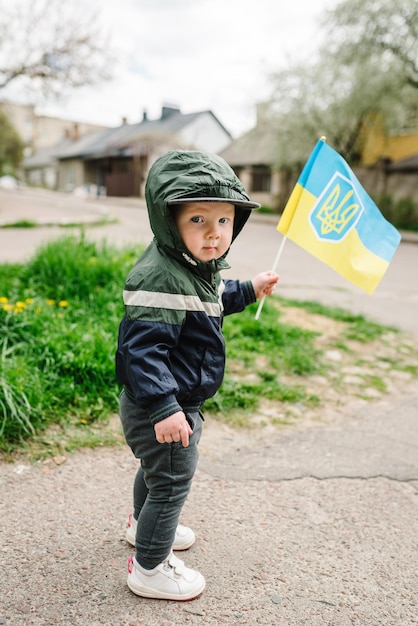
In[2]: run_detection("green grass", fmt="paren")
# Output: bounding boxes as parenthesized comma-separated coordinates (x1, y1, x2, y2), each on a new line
(204, 301, 323, 421)
(0, 235, 415, 457)
(0, 220, 37, 228)
(0, 234, 140, 452)
(0, 235, 324, 453)
(0, 218, 118, 229)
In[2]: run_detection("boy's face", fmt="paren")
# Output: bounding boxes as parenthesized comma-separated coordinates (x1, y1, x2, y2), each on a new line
(174, 201, 235, 262)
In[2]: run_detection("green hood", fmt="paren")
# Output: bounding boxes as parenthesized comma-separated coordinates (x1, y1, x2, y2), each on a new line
(144, 150, 258, 274)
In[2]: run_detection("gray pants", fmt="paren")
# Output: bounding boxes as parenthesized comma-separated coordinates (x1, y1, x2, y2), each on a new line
(119, 389, 203, 569)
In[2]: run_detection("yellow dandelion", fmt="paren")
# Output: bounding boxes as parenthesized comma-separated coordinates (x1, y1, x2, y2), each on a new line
(58, 300, 68, 308)
(15, 301, 26, 309)
(2, 303, 12, 311)
(46, 299, 55, 306)
(0, 296, 8, 303)
(25, 298, 34, 304)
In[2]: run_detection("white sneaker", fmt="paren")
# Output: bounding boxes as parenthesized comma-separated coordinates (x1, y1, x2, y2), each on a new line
(126, 513, 196, 551)
(127, 553, 205, 601)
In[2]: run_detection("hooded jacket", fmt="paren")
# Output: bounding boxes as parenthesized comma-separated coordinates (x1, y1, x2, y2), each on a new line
(115, 150, 258, 424)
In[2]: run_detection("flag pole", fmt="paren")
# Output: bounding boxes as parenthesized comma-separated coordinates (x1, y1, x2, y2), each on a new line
(254, 235, 288, 320)
(255, 137, 327, 321)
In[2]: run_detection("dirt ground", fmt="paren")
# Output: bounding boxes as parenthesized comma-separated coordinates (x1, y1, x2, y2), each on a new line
(242, 304, 418, 434)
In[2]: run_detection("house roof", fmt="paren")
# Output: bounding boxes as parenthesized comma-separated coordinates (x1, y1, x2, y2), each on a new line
(57, 107, 232, 161)
(387, 153, 418, 172)
(220, 125, 279, 167)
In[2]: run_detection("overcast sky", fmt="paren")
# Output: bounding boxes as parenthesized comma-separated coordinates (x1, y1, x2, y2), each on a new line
(13, 0, 339, 138)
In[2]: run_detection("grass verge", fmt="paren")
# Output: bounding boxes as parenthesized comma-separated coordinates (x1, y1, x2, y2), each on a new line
(1, 234, 417, 460)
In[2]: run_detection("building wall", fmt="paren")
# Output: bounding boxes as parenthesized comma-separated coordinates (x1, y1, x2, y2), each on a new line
(32, 117, 107, 150)
(26, 165, 58, 189)
(385, 172, 418, 205)
(361, 117, 418, 166)
(0, 100, 108, 152)
(58, 159, 86, 192)
(356, 165, 418, 203)
(237, 161, 418, 218)
(349, 166, 418, 223)
(179, 112, 231, 153)
(384, 135, 418, 162)
(0, 101, 36, 147)
(236, 166, 298, 211)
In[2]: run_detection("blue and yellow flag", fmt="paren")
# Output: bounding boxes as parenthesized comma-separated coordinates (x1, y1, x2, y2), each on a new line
(277, 138, 401, 294)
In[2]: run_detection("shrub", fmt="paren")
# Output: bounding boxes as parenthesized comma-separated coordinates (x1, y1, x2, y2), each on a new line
(395, 197, 417, 231)
(375, 194, 418, 231)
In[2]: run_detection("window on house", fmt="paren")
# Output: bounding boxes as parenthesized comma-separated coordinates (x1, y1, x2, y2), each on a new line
(251, 166, 271, 192)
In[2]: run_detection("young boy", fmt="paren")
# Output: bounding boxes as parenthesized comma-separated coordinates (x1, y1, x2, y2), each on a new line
(116, 150, 279, 601)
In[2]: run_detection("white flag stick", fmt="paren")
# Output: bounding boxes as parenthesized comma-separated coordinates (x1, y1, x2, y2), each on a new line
(254, 235, 288, 321)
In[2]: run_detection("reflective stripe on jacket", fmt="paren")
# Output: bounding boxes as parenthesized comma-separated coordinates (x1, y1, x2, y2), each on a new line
(115, 150, 257, 424)
(116, 240, 255, 423)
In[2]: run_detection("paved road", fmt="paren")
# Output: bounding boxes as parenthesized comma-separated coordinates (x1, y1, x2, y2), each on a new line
(1, 186, 417, 626)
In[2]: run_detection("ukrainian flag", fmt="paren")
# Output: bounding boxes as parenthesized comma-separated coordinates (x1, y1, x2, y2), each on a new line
(277, 138, 401, 294)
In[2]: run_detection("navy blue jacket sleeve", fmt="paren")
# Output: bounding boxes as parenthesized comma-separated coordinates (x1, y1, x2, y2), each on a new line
(222, 279, 256, 316)
(116, 317, 184, 423)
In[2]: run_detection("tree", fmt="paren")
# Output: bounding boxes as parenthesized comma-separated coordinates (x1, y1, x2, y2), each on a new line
(322, 0, 418, 88)
(0, 0, 113, 98)
(0, 110, 24, 175)
(265, 0, 418, 166)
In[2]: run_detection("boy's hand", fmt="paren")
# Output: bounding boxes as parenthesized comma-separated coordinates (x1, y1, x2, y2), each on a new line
(252, 271, 280, 299)
(154, 411, 193, 448)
